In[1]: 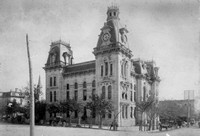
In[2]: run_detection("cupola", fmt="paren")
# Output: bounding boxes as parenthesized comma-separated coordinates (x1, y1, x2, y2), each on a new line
(106, 5, 120, 21)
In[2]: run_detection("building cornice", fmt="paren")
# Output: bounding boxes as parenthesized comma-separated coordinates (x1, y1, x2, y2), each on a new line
(93, 42, 133, 59)
(62, 69, 95, 77)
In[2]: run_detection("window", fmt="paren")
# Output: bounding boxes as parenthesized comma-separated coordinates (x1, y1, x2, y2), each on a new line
(114, 12, 116, 16)
(125, 106, 128, 119)
(50, 91, 52, 102)
(121, 64, 123, 76)
(110, 63, 113, 76)
(134, 91, 136, 102)
(66, 91, 70, 100)
(74, 90, 78, 101)
(54, 91, 56, 102)
(102, 86, 106, 99)
(110, 12, 112, 16)
(124, 62, 127, 77)
(122, 92, 125, 99)
(134, 107, 136, 118)
(130, 107, 133, 118)
(67, 84, 69, 90)
(83, 81, 87, 88)
(101, 65, 103, 76)
(130, 91, 133, 101)
(134, 84, 136, 90)
(54, 77, 56, 86)
(105, 62, 108, 76)
(74, 82, 78, 89)
(122, 105, 124, 118)
(92, 80, 95, 87)
(143, 86, 146, 101)
(83, 90, 87, 101)
(130, 83, 133, 89)
(50, 77, 52, 87)
(125, 93, 127, 100)
(108, 85, 112, 100)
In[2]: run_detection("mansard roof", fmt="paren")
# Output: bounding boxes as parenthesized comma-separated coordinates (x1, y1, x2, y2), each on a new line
(63, 60, 95, 75)
(132, 59, 160, 82)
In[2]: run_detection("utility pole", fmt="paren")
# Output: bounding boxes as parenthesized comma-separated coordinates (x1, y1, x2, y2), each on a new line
(187, 91, 190, 127)
(26, 34, 35, 136)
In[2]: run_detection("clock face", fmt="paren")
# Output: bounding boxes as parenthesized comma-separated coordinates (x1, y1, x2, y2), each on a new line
(102, 33, 110, 41)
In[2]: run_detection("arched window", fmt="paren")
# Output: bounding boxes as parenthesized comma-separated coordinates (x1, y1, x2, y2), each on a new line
(122, 92, 125, 99)
(66, 84, 69, 90)
(83, 81, 87, 88)
(54, 91, 56, 102)
(130, 91, 133, 101)
(121, 64, 123, 76)
(108, 85, 112, 99)
(101, 65, 103, 76)
(105, 62, 108, 76)
(134, 90, 136, 102)
(130, 107, 133, 118)
(50, 91, 52, 102)
(124, 62, 126, 77)
(74, 82, 78, 89)
(110, 63, 113, 76)
(122, 105, 124, 118)
(102, 86, 105, 99)
(124, 62, 128, 78)
(50, 77, 52, 87)
(143, 86, 146, 101)
(54, 77, 56, 86)
(125, 105, 128, 118)
(92, 80, 95, 87)
(125, 93, 127, 100)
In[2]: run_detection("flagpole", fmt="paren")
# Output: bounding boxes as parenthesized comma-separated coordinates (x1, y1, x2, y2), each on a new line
(26, 34, 35, 136)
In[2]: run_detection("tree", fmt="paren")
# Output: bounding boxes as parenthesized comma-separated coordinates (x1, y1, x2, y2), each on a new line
(86, 94, 113, 128)
(23, 83, 42, 102)
(4, 99, 27, 123)
(146, 101, 159, 130)
(135, 96, 154, 131)
(35, 100, 46, 124)
(60, 99, 75, 126)
(46, 102, 60, 118)
(158, 101, 187, 122)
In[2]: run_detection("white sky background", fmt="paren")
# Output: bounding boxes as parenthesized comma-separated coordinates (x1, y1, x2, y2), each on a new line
(0, 0, 199, 100)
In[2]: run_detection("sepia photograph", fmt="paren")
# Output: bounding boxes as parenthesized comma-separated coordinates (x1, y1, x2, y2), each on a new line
(0, 0, 200, 136)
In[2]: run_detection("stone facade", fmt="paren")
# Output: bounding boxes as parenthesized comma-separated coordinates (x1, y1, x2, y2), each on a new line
(44, 6, 160, 127)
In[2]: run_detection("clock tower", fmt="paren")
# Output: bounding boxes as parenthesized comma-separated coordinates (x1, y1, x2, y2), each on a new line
(93, 6, 135, 126)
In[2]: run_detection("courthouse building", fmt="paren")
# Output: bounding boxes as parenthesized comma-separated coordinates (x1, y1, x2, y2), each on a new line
(44, 6, 160, 126)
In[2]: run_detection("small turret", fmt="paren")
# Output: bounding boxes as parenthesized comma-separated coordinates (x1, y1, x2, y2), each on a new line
(106, 5, 120, 21)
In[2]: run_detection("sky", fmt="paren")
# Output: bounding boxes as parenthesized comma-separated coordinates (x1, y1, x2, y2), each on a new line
(0, 0, 199, 100)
